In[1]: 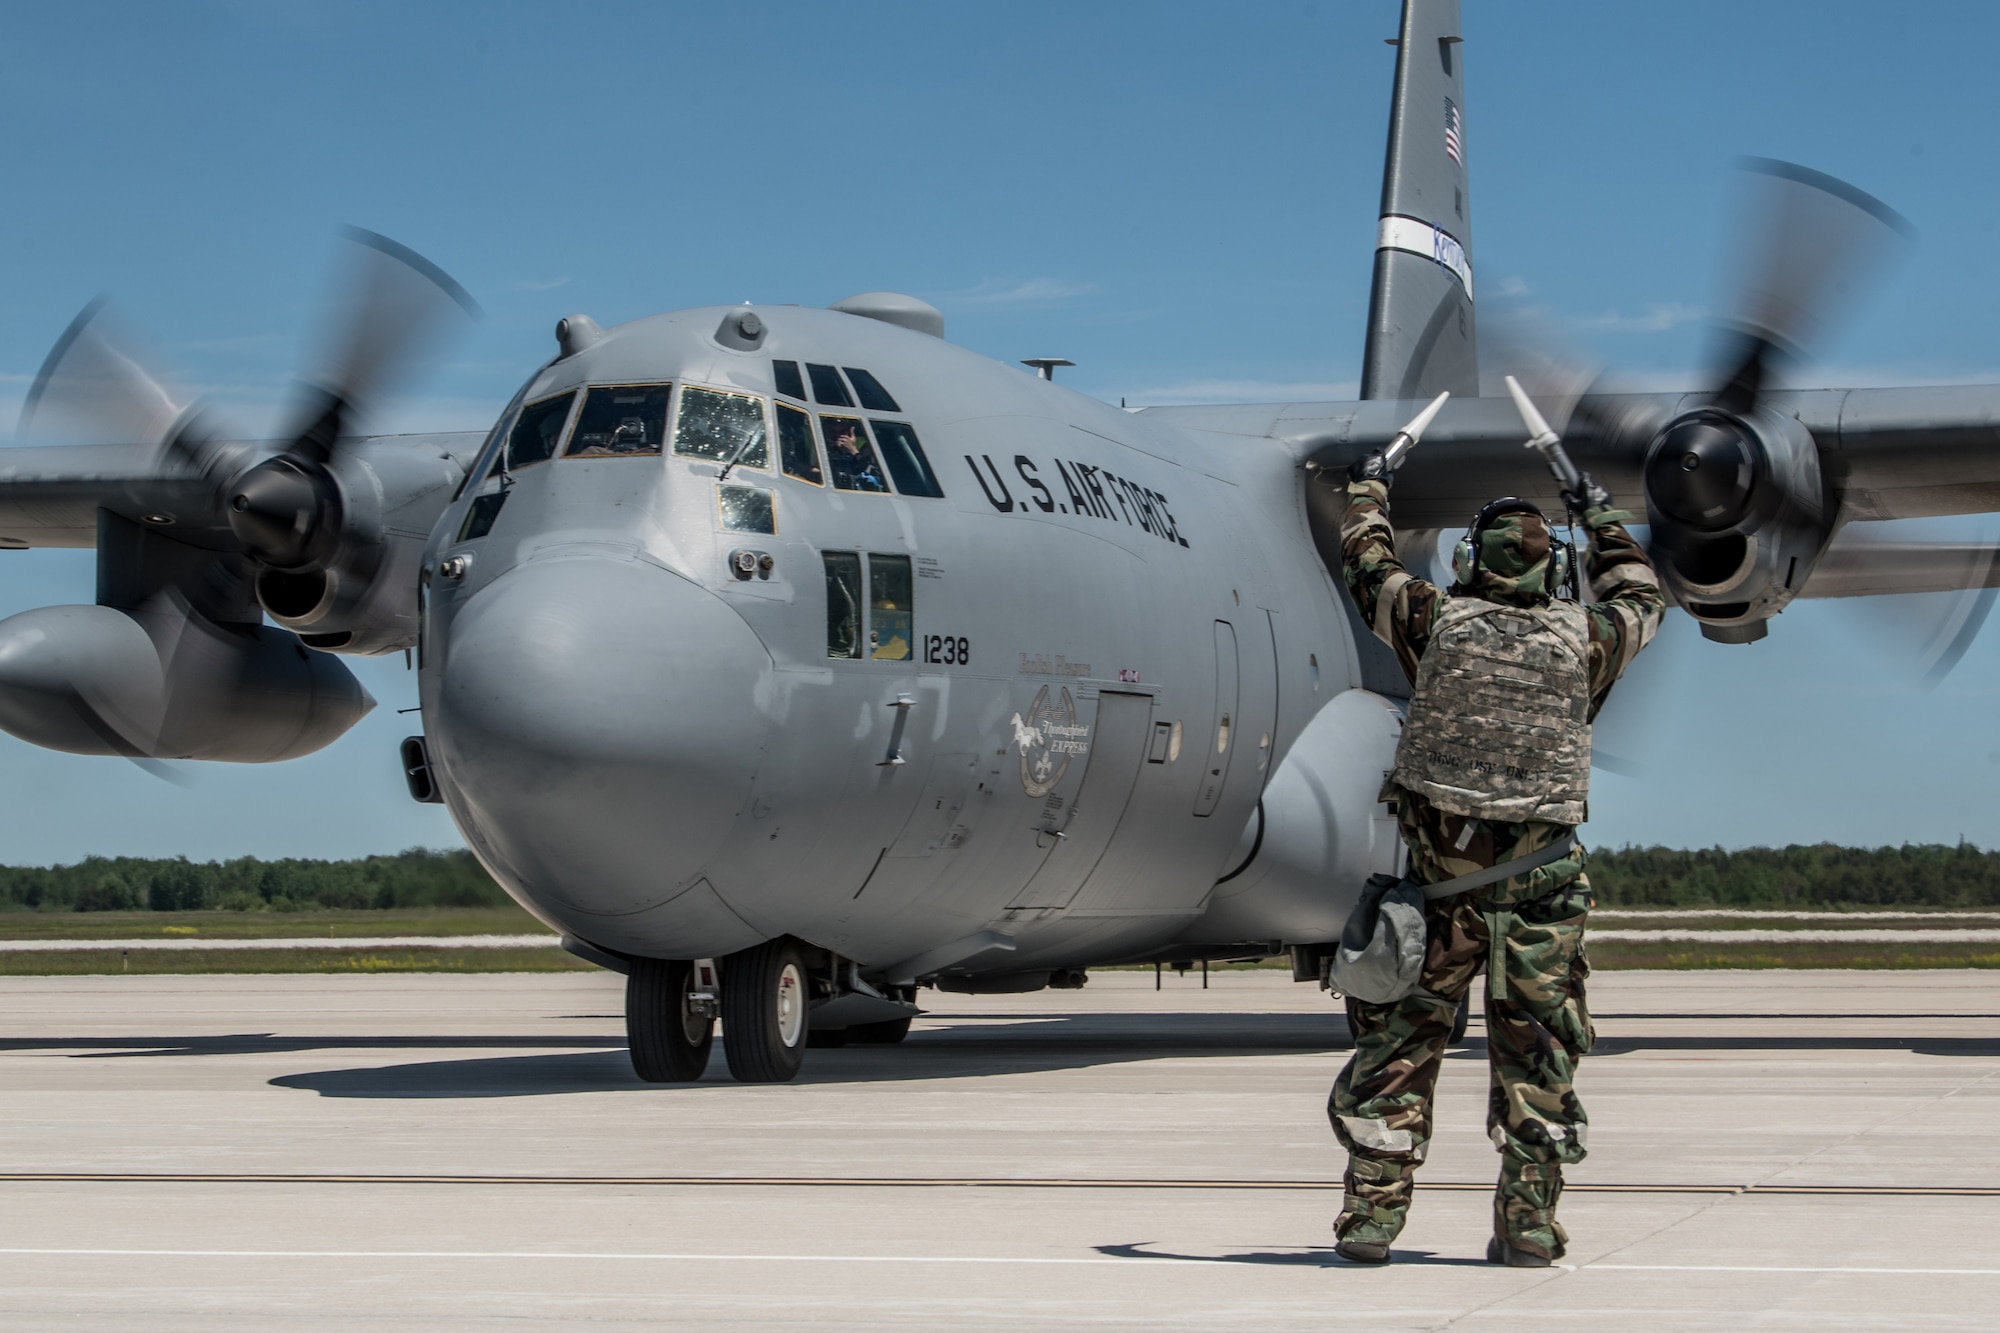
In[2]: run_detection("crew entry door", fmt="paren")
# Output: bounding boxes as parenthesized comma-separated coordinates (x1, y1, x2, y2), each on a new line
(1193, 621, 1238, 816)
(1005, 691, 1155, 910)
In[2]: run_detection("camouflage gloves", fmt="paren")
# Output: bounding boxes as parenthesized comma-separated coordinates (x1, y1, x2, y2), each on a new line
(1561, 472, 1612, 512)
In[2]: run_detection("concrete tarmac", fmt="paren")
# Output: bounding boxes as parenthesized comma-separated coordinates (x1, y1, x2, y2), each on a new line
(1, 968, 1996, 1330)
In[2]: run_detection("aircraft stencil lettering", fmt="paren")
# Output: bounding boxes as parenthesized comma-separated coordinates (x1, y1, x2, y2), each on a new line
(1, 0, 1995, 1084)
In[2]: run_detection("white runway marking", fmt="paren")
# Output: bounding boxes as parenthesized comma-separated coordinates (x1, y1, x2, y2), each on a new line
(4, 1248, 1999, 1276)
(0, 935, 559, 952)
(1589, 929, 2000, 943)
(1592, 910, 2000, 921)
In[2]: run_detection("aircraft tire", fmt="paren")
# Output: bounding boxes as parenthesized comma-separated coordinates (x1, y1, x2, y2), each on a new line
(845, 1016, 913, 1045)
(626, 957, 713, 1082)
(721, 937, 808, 1082)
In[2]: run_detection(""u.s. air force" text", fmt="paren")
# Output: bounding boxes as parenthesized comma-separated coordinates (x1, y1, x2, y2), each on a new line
(963, 454, 1189, 548)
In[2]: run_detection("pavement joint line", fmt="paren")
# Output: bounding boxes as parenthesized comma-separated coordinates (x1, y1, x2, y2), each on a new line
(2, 1174, 1995, 1195)
(1, 1248, 1997, 1276)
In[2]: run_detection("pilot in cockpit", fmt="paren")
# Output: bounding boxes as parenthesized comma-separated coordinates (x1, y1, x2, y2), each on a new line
(826, 422, 887, 492)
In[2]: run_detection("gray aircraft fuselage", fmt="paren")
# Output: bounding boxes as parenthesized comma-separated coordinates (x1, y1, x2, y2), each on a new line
(418, 304, 1388, 977)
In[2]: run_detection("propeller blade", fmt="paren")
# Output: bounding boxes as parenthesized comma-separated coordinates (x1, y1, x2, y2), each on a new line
(1710, 158, 1911, 415)
(283, 227, 479, 465)
(1810, 523, 2000, 688)
(19, 300, 194, 451)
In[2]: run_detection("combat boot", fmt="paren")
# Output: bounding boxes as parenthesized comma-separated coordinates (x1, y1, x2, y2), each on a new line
(1336, 1237, 1392, 1264)
(1485, 1236, 1552, 1267)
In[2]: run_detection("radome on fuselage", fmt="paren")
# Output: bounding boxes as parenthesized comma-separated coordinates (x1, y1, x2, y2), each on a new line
(418, 297, 1394, 982)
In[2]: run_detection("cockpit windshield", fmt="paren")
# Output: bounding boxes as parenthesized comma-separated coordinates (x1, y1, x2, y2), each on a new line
(675, 387, 769, 469)
(566, 385, 670, 457)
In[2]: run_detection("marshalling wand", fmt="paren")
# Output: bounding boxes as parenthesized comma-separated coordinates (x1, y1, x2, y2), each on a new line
(1503, 374, 1584, 493)
(1380, 390, 1451, 471)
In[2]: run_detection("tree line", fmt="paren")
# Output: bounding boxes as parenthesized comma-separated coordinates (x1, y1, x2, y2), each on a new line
(2, 842, 1998, 914)
(0, 849, 510, 912)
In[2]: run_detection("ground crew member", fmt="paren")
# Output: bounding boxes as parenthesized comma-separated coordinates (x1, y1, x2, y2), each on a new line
(1330, 448, 1665, 1267)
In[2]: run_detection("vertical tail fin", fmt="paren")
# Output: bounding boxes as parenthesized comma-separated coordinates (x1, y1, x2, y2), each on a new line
(1358, 0, 1477, 401)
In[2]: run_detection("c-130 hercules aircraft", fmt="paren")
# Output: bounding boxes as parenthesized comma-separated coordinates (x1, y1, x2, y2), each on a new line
(3, 0, 1997, 1081)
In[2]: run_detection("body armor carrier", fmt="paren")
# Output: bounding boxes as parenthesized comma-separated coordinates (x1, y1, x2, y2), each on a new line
(1388, 596, 1592, 824)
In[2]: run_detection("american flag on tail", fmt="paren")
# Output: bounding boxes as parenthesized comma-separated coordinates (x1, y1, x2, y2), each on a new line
(1443, 97, 1464, 168)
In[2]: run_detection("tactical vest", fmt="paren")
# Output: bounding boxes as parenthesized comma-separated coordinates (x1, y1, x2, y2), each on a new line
(1388, 596, 1592, 824)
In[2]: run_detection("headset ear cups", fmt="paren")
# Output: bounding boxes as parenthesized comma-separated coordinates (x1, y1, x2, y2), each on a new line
(1452, 533, 1477, 585)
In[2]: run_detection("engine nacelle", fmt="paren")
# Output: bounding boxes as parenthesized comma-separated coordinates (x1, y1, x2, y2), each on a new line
(1192, 688, 1406, 945)
(0, 604, 373, 762)
(1641, 406, 1829, 643)
(251, 440, 467, 655)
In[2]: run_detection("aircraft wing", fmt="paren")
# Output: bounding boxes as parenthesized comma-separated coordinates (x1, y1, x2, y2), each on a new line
(1797, 536, 2000, 600)
(1154, 385, 2000, 533)
(0, 433, 485, 551)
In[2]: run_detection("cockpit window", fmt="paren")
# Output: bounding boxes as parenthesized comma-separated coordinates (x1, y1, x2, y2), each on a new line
(844, 368, 901, 413)
(868, 554, 913, 660)
(777, 403, 822, 485)
(820, 416, 888, 492)
(674, 386, 769, 468)
(806, 363, 853, 407)
(772, 360, 807, 401)
(503, 391, 576, 471)
(718, 483, 776, 534)
(823, 552, 863, 659)
(870, 422, 945, 498)
(566, 385, 670, 457)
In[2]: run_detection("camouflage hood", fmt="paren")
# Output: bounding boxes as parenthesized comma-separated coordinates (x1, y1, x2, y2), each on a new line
(1460, 513, 1556, 604)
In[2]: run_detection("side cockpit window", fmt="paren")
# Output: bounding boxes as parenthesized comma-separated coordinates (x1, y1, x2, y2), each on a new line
(821, 416, 887, 492)
(567, 385, 670, 457)
(675, 387, 769, 469)
(870, 422, 944, 498)
(777, 403, 822, 485)
(495, 391, 576, 474)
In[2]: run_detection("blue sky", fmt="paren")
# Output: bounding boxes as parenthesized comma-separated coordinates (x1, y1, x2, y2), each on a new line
(1, 0, 1998, 862)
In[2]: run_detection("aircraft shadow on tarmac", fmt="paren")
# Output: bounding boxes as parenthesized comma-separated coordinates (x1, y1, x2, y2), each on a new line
(267, 1012, 1352, 1099)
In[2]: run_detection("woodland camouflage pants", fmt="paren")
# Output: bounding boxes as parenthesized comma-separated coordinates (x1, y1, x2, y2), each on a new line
(1328, 879, 1594, 1260)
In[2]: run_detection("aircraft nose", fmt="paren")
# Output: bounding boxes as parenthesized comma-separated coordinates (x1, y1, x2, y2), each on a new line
(430, 556, 773, 917)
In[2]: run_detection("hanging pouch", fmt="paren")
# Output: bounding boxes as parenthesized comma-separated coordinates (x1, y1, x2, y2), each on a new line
(1328, 872, 1428, 1003)
(1327, 834, 1581, 1006)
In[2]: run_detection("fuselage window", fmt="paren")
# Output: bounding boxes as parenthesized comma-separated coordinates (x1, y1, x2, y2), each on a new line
(868, 553, 913, 661)
(504, 391, 577, 471)
(806, 363, 853, 407)
(821, 415, 888, 492)
(675, 386, 770, 468)
(772, 360, 807, 401)
(718, 483, 776, 535)
(844, 368, 901, 413)
(823, 551, 863, 659)
(566, 384, 671, 457)
(777, 403, 823, 485)
(458, 492, 507, 542)
(870, 421, 945, 498)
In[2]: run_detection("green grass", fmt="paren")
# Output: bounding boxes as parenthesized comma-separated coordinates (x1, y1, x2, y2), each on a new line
(1586, 941, 2000, 970)
(0, 906, 546, 941)
(0, 946, 590, 976)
